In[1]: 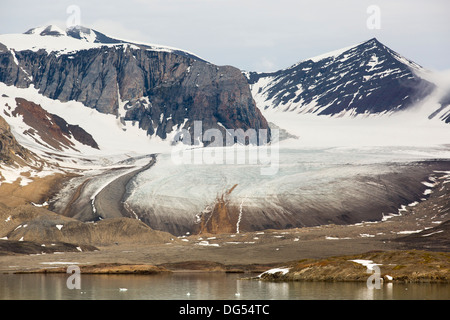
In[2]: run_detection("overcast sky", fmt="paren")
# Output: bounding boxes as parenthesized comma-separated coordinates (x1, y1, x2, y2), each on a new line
(1, 0, 449, 72)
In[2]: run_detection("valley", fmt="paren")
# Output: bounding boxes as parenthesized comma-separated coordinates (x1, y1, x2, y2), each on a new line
(0, 25, 448, 285)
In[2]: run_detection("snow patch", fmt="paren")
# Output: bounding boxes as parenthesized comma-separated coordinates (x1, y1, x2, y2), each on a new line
(396, 230, 423, 235)
(349, 259, 381, 271)
(196, 240, 220, 247)
(421, 230, 444, 237)
(40, 262, 79, 265)
(259, 267, 291, 277)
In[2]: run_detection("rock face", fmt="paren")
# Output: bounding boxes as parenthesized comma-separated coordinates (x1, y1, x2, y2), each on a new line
(195, 184, 240, 234)
(0, 27, 270, 144)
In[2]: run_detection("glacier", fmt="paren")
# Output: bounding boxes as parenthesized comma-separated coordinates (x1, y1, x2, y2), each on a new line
(124, 142, 450, 235)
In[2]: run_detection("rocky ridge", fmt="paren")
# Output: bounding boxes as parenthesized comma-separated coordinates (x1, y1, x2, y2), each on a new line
(0, 26, 270, 145)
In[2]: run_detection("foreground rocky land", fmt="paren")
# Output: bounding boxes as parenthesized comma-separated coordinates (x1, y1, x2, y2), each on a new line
(0, 159, 449, 283)
(258, 250, 449, 283)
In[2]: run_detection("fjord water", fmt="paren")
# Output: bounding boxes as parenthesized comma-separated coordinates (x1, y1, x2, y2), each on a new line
(0, 273, 448, 300)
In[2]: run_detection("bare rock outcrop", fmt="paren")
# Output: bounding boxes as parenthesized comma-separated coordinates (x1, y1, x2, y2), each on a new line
(0, 39, 270, 144)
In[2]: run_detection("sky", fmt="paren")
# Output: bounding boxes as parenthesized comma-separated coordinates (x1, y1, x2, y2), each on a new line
(1, 0, 449, 72)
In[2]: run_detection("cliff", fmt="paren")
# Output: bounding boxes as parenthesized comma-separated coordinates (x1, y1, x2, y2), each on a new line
(0, 29, 270, 145)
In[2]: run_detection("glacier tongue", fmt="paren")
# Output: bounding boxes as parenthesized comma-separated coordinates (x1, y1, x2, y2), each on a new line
(123, 145, 450, 235)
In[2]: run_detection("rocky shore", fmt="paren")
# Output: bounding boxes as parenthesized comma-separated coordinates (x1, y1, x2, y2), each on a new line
(16, 263, 170, 275)
(9, 250, 449, 284)
(258, 250, 450, 283)
(0, 161, 448, 284)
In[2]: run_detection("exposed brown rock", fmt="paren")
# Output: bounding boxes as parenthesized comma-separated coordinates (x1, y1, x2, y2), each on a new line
(13, 97, 98, 151)
(0, 205, 177, 247)
(196, 184, 239, 234)
(0, 173, 68, 207)
(0, 114, 38, 167)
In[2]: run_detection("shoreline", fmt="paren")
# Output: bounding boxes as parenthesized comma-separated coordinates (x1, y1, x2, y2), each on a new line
(0, 159, 448, 284)
(6, 250, 449, 284)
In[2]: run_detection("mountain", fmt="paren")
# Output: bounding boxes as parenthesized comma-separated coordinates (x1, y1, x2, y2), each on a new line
(246, 38, 449, 122)
(0, 28, 448, 239)
(0, 25, 269, 146)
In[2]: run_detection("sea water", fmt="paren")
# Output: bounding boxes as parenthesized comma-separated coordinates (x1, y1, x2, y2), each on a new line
(0, 273, 448, 300)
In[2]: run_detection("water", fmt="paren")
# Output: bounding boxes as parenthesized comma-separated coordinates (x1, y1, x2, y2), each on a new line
(0, 273, 448, 300)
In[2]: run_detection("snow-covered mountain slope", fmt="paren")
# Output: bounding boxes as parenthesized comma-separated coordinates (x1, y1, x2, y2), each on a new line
(246, 38, 449, 123)
(0, 80, 175, 191)
(0, 82, 172, 159)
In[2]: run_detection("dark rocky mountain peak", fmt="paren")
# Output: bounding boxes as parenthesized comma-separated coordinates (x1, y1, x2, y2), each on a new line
(247, 38, 436, 117)
(24, 25, 66, 37)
